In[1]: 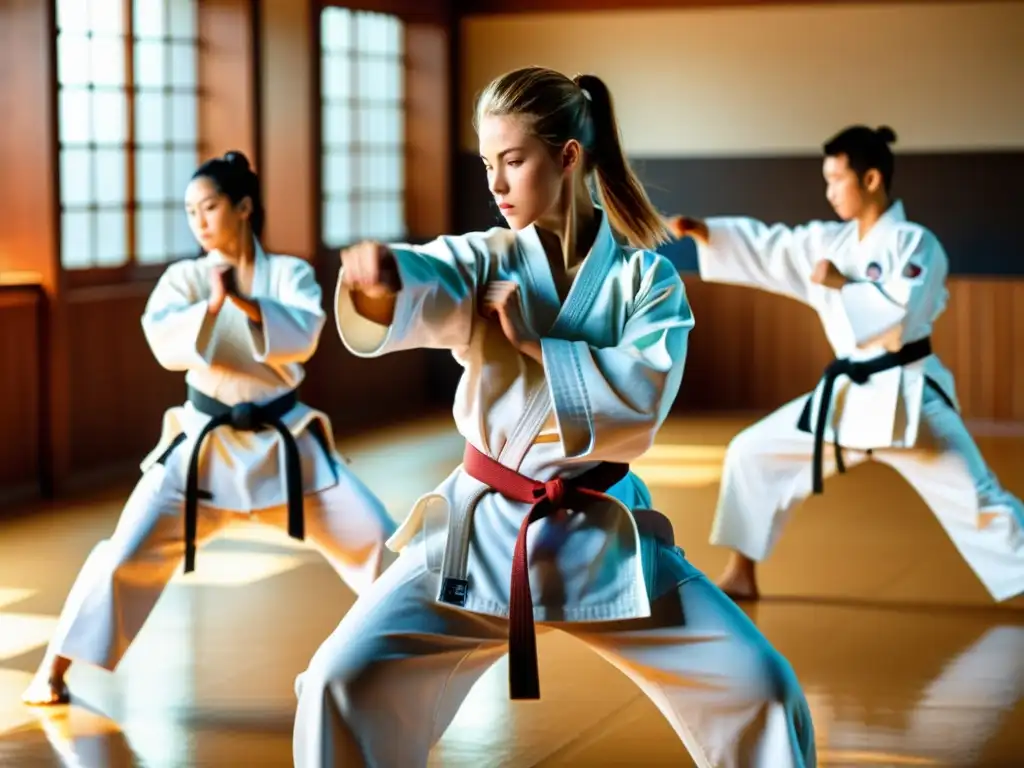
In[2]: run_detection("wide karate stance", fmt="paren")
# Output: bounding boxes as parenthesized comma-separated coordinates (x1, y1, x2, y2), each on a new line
(293, 67, 816, 768)
(22, 151, 396, 706)
(667, 125, 1024, 602)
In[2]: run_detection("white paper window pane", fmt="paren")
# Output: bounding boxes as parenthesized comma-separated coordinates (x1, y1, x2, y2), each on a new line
(357, 57, 383, 99)
(172, 149, 197, 197)
(91, 0, 125, 35)
(359, 109, 376, 146)
(360, 154, 374, 192)
(356, 13, 383, 55)
(59, 88, 92, 144)
(91, 37, 126, 87)
(384, 16, 402, 56)
(93, 90, 127, 144)
(134, 0, 165, 38)
(382, 196, 404, 239)
(61, 211, 94, 268)
(321, 8, 351, 52)
(386, 59, 403, 104)
(385, 107, 403, 147)
(135, 40, 165, 87)
(360, 198, 377, 240)
(323, 153, 351, 195)
(323, 200, 352, 246)
(136, 149, 167, 204)
(95, 209, 128, 266)
(373, 198, 392, 240)
(60, 148, 93, 206)
(134, 91, 166, 145)
(57, 35, 91, 86)
(169, 0, 197, 38)
(386, 152, 404, 193)
(172, 209, 196, 256)
(94, 148, 127, 205)
(323, 104, 352, 147)
(170, 43, 197, 88)
(170, 93, 197, 144)
(136, 206, 168, 262)
(57, 0, 90, 33)
(322, 53, 351, 99)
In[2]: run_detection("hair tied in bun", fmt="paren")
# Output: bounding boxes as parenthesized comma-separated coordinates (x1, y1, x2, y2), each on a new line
(223, 150, 251, 172)
(875, 126, 897, 144)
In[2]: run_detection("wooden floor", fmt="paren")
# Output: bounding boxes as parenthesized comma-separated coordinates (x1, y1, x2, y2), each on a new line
(2, 413, 1023, 767)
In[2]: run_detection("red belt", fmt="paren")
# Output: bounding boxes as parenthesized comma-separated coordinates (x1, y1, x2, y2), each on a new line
(461, 442, 629, 700)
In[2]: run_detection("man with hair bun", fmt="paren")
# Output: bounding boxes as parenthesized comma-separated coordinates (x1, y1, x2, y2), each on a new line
(668, 124, 1024, 604)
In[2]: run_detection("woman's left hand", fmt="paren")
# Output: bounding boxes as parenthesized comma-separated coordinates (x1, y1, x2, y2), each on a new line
(482, 281, 540, 359)
(221, 266, 263, 325)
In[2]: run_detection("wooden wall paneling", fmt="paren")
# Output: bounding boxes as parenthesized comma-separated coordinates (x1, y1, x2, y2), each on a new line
(198, 0, 260, 165)
(0, 0, 66, 498)
(673, 278, 1024, 423)
(0, 288, 43, 504)
(458, 0, 1002, 14)
(64, 285, 182, 488)
(405, 21, 452, 239)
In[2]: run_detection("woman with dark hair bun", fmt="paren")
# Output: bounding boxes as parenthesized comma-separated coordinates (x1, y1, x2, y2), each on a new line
(22, 151, 397, 708)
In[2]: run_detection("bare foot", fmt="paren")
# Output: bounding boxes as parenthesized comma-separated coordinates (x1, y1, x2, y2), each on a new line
(715, 551, 761, 601)
(21, 656, 72, 706)
(21, 677, 70, 707)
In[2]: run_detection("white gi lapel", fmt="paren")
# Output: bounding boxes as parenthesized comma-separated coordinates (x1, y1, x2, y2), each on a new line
(549, 209, 618, 340)
(251, 239, 271, 298)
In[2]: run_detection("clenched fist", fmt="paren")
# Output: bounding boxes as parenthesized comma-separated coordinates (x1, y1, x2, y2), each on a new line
(810, 259, 849, 290)
(665, 215, 709, 244)
(481, 280, 537, 350)
(207, 264, 232, 314)
(340, 241, 402, 298)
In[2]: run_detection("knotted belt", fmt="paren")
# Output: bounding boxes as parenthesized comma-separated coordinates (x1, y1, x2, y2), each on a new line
(796, 336, 933, 494)
(184, 386, 304, 573)
(462, 443, 629, 700)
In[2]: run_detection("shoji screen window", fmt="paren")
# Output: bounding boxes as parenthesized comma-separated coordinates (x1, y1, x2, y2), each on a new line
(56, 0, 199, 279)
(321, 7, 405, 247)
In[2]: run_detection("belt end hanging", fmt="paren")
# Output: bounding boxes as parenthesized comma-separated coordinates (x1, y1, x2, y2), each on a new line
(509, 659, 541, 700)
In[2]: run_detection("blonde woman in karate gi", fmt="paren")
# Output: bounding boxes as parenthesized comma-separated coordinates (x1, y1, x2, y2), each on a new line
(292, 67, 816, 768)
(667, 125, 1024, 603)
(22, 151, 396, 707)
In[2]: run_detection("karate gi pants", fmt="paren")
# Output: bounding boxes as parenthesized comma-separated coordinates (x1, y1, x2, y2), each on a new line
(710, 387, 1024, 601)
(293, 540, 817, 768)
(41, 459, 396, 672)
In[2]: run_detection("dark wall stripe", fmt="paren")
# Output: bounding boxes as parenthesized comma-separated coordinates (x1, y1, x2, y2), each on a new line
(454, 151, 1024, 277)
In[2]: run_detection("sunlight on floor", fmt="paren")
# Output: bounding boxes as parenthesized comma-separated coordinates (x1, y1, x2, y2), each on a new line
(0, 612, 59, 663)
(0, 587, 35, 611)
(169, 551, 305, 587)
(633, 442, 727, 487)
(0, 669, 37, 736)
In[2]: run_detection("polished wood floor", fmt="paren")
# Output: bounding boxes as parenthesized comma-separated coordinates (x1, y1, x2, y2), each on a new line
(2, 413, 1023, 767)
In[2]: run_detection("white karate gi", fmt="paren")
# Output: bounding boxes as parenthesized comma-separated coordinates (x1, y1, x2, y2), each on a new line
(42, 243, 396, 673)
(293, 211, 816, 768)
(698, 201, 1024, 601)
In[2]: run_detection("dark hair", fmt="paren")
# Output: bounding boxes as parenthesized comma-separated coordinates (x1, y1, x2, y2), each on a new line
(191, 150, 265, 239)
(823, 125, 897, 194)
(474, 66, 669, 250)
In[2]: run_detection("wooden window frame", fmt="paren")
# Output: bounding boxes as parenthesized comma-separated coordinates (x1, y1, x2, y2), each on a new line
(318, 5, 408, 251)
(56, 0, 200, 290)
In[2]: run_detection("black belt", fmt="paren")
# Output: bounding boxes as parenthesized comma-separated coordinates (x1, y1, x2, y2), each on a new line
(183, 386, 304, 573)
(796, 337, 934, 495)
